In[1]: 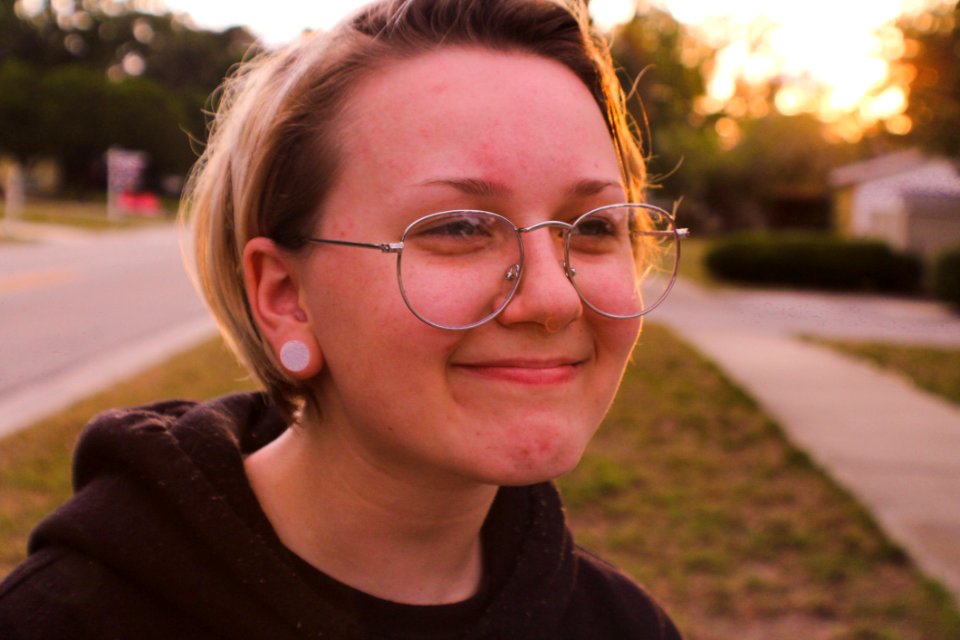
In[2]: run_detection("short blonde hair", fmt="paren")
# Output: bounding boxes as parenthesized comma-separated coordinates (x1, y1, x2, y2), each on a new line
(180, 0, 647, 419)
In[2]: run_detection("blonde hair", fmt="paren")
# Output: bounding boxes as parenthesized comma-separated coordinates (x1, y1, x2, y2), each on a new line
(180, 0, 647, 419)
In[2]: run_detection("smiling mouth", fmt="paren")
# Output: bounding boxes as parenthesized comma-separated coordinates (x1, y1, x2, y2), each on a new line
(454, 360, 583, 385)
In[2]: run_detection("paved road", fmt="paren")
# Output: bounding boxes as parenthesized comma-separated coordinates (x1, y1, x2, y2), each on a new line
(0, 223, 215, 438)
(656, 279, 960, 605)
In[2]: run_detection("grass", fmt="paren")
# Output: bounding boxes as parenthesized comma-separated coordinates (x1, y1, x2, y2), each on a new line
(0, 198, 175, 232)
(804, 339, 960, 406)
(558, 324, 960, 639)
(1, 327, 959, 638)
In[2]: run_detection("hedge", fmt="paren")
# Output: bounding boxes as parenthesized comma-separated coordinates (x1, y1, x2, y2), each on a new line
(933, 245, 960, 307)
(704, 233, 922, 293)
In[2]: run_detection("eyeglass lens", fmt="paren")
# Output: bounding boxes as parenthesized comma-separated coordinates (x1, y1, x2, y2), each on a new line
(396, 205, 679, 330)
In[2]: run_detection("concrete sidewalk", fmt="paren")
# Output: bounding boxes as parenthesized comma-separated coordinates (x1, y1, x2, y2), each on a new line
(656, 280, 960, 605)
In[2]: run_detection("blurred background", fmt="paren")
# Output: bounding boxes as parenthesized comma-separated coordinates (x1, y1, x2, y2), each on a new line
(1, 0, 959, 299)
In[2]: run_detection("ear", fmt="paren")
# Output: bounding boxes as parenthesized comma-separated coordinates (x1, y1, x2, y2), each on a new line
(242, 237, 323, 379)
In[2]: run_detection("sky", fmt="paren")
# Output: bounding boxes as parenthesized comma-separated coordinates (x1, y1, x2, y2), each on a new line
(158, 0, 641, 44)
(156, 0, 949, 138)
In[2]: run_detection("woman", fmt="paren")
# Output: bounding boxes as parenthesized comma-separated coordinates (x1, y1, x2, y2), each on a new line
(0, 0, 685, 637)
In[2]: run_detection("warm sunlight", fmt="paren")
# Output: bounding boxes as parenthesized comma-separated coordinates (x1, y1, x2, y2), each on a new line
(22, 0, 950, 141)
(660, 0, 950, 138)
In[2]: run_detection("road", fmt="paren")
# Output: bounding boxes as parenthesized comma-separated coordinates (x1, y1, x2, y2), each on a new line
(0, 223, 215, 438)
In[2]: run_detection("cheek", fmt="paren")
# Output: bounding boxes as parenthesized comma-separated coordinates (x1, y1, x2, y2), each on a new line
(307, 256, 460, 377)
(307, 252, 402, 328)
(596, 315, 643, 372)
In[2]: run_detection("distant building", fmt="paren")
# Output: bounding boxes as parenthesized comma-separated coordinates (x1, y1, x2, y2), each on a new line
(829, 149, 960, 259)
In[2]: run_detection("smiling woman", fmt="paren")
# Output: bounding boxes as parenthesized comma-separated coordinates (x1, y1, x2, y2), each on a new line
(0, 1, 685, 638)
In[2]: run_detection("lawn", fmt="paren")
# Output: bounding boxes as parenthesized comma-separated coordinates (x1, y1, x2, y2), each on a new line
(1, 327, 958, 638)
(805, 339, 960, 406)
(0, 198, 175, 232)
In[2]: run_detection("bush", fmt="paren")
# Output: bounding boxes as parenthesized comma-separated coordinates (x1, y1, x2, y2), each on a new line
(704, 233, 922, 293)
(933, 245, 960, 307)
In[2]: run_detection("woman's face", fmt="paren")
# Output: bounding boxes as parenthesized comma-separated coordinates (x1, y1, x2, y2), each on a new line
(300, 48, 641, 487)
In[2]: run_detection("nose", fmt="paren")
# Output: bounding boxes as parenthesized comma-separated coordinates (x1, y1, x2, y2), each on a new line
(495, 226, 582, 332)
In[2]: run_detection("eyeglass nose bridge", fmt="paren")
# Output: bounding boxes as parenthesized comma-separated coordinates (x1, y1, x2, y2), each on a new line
(512, 220, 577, 280)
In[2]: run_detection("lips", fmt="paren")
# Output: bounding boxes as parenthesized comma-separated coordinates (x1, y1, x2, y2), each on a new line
(452, 357, 584, 385)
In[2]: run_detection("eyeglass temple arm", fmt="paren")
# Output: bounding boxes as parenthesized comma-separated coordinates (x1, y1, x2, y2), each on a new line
(632, 229, 691, 238)
(304, 238, 403, 253)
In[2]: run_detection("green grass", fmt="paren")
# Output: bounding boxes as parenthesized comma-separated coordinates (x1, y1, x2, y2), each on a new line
(1, 328, 958, 638)
(805, 339, 960, 406)
(0, 198, 175, 231)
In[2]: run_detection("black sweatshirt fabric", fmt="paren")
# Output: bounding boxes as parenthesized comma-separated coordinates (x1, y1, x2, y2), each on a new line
(0, 392, 681, 639)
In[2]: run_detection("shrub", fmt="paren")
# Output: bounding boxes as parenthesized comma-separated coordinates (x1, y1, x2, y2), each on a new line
(704, 233, 922, 293)
(933, 245, 960, 307)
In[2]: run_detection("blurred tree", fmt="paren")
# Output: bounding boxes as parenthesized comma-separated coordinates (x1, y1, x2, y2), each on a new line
(901, 1, 960, 155)
(0, 0, 256, 193)
(105, 76, 195, 176)
(609, 7, 866, 231)
(709, 114, 856, 229)
(0, 60, 50, 164)
(39, 65, 110, 186)
(611, 7, 720, 209)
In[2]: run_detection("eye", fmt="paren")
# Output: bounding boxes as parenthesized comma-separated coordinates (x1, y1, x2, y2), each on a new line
(574, 215, 619, 237)
(415, 216, 494, 238)
(406, 212, 511, 256)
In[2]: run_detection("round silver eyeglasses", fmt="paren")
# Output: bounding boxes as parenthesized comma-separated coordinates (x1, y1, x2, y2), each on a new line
(303, 203, 689, 330)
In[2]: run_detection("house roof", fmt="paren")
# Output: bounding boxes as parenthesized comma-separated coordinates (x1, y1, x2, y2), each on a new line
(829, 149, 932, 187)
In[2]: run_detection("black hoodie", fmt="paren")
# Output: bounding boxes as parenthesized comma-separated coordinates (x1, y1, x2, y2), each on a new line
(0, 393, 680, 639)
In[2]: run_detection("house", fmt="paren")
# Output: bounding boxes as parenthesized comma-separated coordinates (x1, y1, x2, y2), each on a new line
(829, 149, 960, 259)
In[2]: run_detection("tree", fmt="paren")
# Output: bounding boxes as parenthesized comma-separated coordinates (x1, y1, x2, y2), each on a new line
(901, 1, 960, 155)
(0, 0, 256, 193)
(611, 8, 716, 194)
(610, 9, 732, 230)
(0, 60, 49, 164)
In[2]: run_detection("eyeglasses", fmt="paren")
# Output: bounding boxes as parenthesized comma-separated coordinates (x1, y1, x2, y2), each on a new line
(303, 203, 689, 330)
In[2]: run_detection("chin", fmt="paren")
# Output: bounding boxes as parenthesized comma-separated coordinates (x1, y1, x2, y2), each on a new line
(483, 438, 588, 488)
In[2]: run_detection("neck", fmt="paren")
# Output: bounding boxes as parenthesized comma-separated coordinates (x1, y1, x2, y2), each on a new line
(244, 418, 498, 605)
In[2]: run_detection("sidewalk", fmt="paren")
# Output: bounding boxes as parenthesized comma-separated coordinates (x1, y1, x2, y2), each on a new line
(1, 219, 102, 244)
(656, 280, 960, 605)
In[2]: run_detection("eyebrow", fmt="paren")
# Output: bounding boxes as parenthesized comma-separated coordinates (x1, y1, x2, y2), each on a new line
(417, 177, 622, 198)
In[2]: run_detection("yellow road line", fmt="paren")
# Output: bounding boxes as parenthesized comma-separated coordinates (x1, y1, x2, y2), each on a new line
(0, 268, 76, 295)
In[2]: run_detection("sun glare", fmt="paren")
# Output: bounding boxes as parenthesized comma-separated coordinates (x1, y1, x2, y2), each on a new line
(33, 0, 944, 141)
(658, 0, 949, 135)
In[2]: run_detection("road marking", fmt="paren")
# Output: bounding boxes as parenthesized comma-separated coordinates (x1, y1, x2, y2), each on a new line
(0, 268, 76, 295)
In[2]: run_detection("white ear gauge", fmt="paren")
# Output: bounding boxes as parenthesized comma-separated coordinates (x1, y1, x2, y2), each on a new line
(279, 340, 311, 373)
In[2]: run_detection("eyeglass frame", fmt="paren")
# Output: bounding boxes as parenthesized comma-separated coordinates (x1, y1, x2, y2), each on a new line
(300, 202, 690, 331)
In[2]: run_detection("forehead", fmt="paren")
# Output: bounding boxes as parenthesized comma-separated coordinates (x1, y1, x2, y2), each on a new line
(333, 47, 619, 189)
